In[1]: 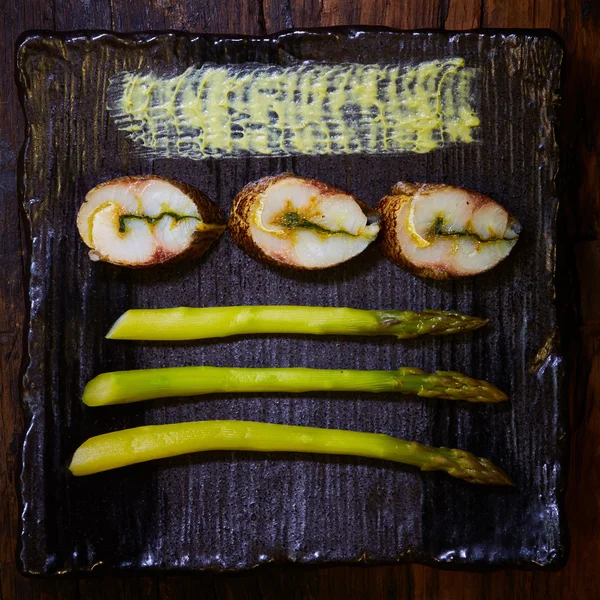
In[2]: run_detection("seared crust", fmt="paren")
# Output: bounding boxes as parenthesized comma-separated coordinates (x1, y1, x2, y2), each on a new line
(228, 173, 379, 271)
(86, 175, 226, 268)
(378, 182, 515, 280)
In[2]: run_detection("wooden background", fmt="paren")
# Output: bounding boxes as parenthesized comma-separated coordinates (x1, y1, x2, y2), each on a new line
(1, 0, 598, 598)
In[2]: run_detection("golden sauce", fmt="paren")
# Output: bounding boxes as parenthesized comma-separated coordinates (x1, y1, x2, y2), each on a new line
(108, 59, 480, 159)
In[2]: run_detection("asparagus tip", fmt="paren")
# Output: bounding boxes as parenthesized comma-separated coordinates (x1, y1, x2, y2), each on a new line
(474, 460, 515, 486)
(481, 381, 509, 403)
(434, 448, 515, 485)
(391, 310, 489, 339)
(410, 371, 508, 403)
(443, 314, 489, 335)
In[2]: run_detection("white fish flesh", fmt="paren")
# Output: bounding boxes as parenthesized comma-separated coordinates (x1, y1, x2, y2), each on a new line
(377, 182, 520, 279)
(77, 175, 225, 267)
(228, 174, 380, 270)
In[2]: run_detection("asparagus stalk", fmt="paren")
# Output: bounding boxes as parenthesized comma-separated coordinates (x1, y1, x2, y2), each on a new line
(106, 306, 487, 341)
(83, 366, 507, 406)
(69, 420, 514, 485)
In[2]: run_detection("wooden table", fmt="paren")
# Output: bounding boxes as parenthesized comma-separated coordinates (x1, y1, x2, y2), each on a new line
(1, 1, 598, 598)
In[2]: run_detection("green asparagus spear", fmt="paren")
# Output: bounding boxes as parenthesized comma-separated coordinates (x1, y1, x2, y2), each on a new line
(69, 419, 514, 485)
(83, 366, 507, 406)
(106, 306, 487, 341)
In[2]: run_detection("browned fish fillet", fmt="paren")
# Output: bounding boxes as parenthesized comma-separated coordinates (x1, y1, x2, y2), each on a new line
(228, 174, 380, 270)
(77, 175, 225, 268)
(378, 182, 520, 279)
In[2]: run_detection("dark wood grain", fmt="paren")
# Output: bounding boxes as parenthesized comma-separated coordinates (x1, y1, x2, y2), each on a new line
(0, 0, 598, 598)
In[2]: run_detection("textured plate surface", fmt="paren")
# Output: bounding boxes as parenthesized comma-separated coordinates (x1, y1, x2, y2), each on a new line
(17, 28, 565, 574)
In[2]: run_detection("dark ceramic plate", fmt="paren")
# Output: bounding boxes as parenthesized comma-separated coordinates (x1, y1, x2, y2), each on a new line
(17, 28, 566, 575)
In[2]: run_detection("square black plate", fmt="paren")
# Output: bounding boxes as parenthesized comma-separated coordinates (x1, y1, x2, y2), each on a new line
(17, 27, 566, 574)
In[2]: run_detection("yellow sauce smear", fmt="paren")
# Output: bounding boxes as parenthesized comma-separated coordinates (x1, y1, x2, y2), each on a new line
(108, 59, 480, 159)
